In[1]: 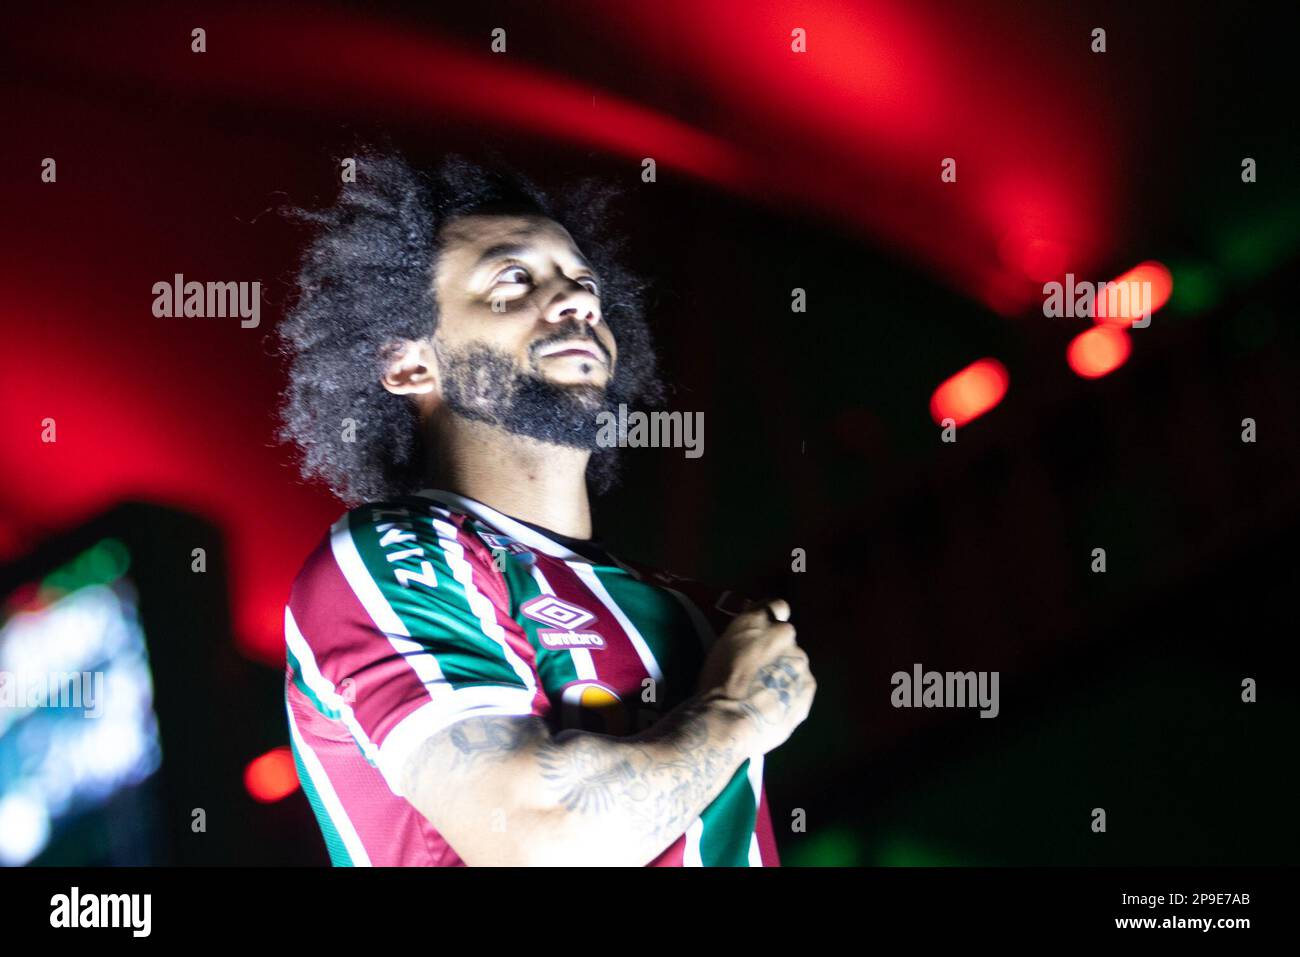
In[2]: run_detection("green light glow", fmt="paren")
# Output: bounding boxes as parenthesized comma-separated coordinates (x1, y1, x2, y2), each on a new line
(782, 826, 864, 867)
(1217, 201, 1300, 282)
(1167, 262, 1221, 313)
(42, 538, 131, 594)
(875, 835, 964, 867)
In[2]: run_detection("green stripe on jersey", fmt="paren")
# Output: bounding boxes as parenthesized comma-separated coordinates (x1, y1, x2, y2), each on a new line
(588, 565, 705, 707)
(287, 644, 341, 720)
(290, 732, 354, 866)
(348, 503, 525, 689)
(699, 760, 759, 867)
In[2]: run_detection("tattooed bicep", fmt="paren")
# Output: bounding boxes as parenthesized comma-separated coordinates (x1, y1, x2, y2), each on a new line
(400, 714, 549, 807)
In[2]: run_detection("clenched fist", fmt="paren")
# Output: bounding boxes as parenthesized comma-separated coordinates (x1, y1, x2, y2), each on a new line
(695, 599, 816, 755)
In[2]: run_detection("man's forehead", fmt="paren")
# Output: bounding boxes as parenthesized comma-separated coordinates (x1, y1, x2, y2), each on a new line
(441, 213, 577, 257)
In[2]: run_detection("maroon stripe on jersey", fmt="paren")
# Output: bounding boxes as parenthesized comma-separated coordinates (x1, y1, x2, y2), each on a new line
(288, 534, 434, 750)
(534, 555, 655, 697)
(289, 681, 456, 866)
(648, 833, 687, 867)
(755, 785, 780, 866)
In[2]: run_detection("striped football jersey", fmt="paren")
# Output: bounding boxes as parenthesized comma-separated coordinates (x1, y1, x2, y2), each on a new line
(284, 488, 780, 866)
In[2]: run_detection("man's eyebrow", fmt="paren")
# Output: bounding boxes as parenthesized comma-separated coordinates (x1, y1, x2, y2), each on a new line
(473, 243, 532, 270)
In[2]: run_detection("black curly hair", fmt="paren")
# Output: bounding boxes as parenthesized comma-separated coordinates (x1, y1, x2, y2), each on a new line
(276, 149, 664, 506)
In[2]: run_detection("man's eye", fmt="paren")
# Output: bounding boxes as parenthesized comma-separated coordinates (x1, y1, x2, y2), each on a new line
(495, 265, 531, 286)
(579, 278, 600, 295)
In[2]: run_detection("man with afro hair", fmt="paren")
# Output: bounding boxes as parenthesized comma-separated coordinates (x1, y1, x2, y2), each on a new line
(277, 149, 815, 866)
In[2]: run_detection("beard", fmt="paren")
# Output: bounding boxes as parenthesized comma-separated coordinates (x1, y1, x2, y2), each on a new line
(433, 329, 624, 451)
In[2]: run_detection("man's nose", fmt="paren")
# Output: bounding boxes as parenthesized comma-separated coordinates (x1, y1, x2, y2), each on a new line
(544, 287, 602, 326)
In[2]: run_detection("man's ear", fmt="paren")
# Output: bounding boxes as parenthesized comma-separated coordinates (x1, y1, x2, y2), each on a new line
(380, 339, 440, 397)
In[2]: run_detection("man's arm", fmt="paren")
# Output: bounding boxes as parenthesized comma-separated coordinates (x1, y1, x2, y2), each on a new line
(401, 599, 814, 867)
(400, 690, 756, 867)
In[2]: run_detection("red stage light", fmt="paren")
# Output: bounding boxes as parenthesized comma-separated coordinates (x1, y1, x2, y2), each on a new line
(1067, 326, 1131, 378)
(1094, 260, 1173, 325)
(929, 359, 1010, 426)
(244, 747, 299, 803)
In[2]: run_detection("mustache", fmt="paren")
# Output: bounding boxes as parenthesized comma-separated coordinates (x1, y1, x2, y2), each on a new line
(529, 324, 612, 366)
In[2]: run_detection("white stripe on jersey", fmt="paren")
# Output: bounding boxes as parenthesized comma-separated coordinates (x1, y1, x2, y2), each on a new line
(286, 694, 372, 866)
(747, 755, 765, 866)
(327, 511, 536, 795)
(330, 513, 439, 684)
(567, 561, 664, 684)
(609, 555, 719, 656)
(286, 606, 380, 763)
(683, 817, 705, 866)
(429, 513, 538, 694)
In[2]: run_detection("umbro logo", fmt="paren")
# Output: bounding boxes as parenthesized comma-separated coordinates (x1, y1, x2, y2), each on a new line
(521, 596, 596, 630)
(538, 630, 606, 650)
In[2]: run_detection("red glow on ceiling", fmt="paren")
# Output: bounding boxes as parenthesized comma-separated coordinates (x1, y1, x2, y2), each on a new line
(1068, 326, 1132, 379)
(930, 359, 1010, 427)
(244, 747, 299, 803)
(2, 1, 1133, 664)
(1094, 261, 1174, 326)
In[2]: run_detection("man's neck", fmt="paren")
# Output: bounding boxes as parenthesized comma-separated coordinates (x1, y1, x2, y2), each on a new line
(428, 413, 594, 540)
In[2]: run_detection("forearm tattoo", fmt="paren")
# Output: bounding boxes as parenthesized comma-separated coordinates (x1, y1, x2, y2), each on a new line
(404, 697, 749, 851)
(536, 696, 741, 847)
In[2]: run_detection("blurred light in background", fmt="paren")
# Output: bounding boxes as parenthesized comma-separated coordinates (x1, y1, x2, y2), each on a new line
(1168, 261, 1222, 314)
(0, 540, 162, 865)
(244, 746, 299, 803)
(930, 359, 1010, 427)
(1094, 260, 1173, 326)
(1067, 325, 1132, 379)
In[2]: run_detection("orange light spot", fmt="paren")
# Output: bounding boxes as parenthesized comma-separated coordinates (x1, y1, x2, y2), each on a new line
(1094, 260, 1173, 326)
(244, 747, 299, 803)
(929, 358, 1009, 426)
(1068, 326, 1131, 378)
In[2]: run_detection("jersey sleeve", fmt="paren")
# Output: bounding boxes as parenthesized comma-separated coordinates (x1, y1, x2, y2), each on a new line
(285, 500, 547, 797)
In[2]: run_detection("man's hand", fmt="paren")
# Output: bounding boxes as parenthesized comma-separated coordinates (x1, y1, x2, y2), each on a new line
(694, 599, 816, 754)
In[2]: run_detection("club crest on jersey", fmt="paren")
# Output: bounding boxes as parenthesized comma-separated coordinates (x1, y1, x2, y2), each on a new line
(560, 681, 628, 735)
(521, 596, 596, 630)
(478, 531, 531, 556)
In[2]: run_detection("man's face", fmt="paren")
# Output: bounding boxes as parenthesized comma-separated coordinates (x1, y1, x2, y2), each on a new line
(423, 213, 622, 447)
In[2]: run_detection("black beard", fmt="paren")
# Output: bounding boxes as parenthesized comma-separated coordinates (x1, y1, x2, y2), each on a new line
(433, 337, 621, 450)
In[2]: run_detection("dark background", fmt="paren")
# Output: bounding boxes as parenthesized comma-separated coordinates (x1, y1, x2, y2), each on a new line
(1, 1, 1296, 865)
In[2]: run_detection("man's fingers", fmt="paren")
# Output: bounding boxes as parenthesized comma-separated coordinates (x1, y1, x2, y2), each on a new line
(734, 598, 792, 630)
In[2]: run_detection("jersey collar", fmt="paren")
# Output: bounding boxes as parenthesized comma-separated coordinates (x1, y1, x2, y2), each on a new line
(413, 489, 588, 562)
